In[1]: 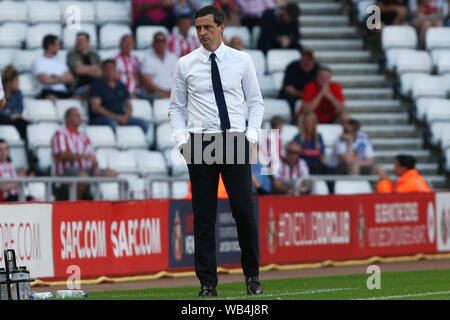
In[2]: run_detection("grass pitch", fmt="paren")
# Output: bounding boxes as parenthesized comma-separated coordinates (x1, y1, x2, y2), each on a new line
(82, 269, 450, 300)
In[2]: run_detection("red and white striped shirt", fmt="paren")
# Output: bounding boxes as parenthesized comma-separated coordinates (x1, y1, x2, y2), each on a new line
(168, 32, 200, 58)
(115, 53, 140, 94)
(0, 161, 18, 200)
(273, 158, 309, 181)
(51, 126, 96, 176)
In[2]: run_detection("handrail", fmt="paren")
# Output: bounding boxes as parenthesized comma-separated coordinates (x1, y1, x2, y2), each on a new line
(0, 177, 129, 201)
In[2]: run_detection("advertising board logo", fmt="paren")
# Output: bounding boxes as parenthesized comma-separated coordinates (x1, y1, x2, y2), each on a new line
(266, 207, 277, 254)
(427, 202, 435, 244)
(358, 204, 366, 248)
(172, 211, 183, 261)
(442, 208, 449, 245)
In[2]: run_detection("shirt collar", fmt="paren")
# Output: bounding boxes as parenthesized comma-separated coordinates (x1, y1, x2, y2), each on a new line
(199, 41, 226, 63)
(66, 125, 79, 135)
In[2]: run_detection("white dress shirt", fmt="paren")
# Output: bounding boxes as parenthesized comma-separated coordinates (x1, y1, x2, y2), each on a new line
(168, 41, 264, 148)
(0, 77, 4, 100)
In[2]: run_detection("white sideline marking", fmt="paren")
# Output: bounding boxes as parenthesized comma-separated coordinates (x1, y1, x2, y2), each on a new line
(220, 287, 354, 300)
(355, 290, 450, 300)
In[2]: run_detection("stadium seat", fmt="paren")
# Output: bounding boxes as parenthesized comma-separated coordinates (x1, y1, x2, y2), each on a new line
(317, 124, 343, 148)
(258, 74, 277, 97)
(26, 123, 60, 150)
(414, 97, 448, 122)
(18, 73, 36, 97)
(35, 147, 53, 172)
(107, 150, 138, 174)
(395, 50, 432, 74)
(334, 180, 372, 195)
(61, 1, 96, 25)
(0, 49, 14, 72)
(150, 180, 170, 198)
(411, 75, 447, 100)
(440, 125, 450, 149)
(251, 25, 260, 49)
(172, 181, 189, 199)
(280, 124, 299, 148)
(267, 49, 301, 74)
(129, 149, 169, 176)
(384, 48, 414, 72)
(116, 126, 148, 150)
(399, 72, 428, 97)
(311, 180, 329, 195)
(429, 122, 449, 146)
(0, 1, 28, 23)
(155, 121, 175, 150)
(95, 1, 131, 25)
(0, 23, 28, 48)
(9, 145, 29, 171)
(425, 27, 450, 51)
(263, 99, 291, 122)
(136, 26, 169, 49)
(25, 182, 47, 201)
(26, 24, 62, 49)
(12, 50, 39, 74)
(163, 148, 188, 177)
(55, 99, 88, 123)
(63, 24, 98, 49)
(436, 51, 450, 74)
(95, 148, 113, 169)
(131, 99, 153, 122)
(424, 99, 450, 124)
(98, 49, 120, 60)
(444, 147, 450, 172)
(99, 182, 120, 200)
(381, 25, 418, 51)
(132, 49, 147, 64)
(119, 174, 147, 199)
(272, 72, 285, 94)
(153, 98, 170, 124)
(28, 1, 62, 24)
(243, 49, 266, 76)
(0, 125, 24, 147)
(99, 24, 132, 50)
(223, 26, 251, 49)
(23, 99, 58, 123)
(85, 125, 117, 148)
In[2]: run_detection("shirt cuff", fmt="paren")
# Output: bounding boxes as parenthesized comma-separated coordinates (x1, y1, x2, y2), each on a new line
(246, 127, 258, 144)
(172, 129, 189, 149)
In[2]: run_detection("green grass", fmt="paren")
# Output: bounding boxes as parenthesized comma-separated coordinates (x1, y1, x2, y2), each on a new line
(81, 269, 450, 300)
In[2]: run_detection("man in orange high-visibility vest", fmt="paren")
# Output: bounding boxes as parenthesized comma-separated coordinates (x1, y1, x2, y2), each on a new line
(376, 154, 430, 193)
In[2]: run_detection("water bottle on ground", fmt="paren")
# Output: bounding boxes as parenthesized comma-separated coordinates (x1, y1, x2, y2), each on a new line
(29, 292, 53, 300)
(56, 290, 88, 299)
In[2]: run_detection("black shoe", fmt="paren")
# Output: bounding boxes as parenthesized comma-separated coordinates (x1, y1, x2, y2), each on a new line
(198, 286, 217, 298)
(246, 276, 263, 295)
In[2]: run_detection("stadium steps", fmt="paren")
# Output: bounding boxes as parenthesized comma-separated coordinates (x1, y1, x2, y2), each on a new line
(372, 138, 423, 150)
(345, 100, 403, 113)
(343, 88, 393, 99)
(314, 50, 372, 63)
(301, 27, 360, 39)
(362, 125, 420, 138)
(333, 75, 388, 88)
(380, 162, 439, 175)
(374, 150, 431, 162)
(351, 113, 408, 125)
(301, 15, 349, 27)
(328, 63, 379, 74)
(298, 2, 342, 15)
(302, 39, 364, 51)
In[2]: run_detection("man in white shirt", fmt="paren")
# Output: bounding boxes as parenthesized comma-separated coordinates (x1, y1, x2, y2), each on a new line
(32, 35, 74, 102)
(0, 77, 6, 110)
(168, 5, 264, 298)
(141, 32, 178, 99)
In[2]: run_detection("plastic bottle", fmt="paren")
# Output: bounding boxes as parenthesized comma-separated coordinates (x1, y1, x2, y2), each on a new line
(29, 292, 53, 300)
(56, 290, 88, 299)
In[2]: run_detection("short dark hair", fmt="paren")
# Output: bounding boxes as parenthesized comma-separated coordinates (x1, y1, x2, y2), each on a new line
(76, 32, 90, 41)
(102, 59, 116, 68)
(153, 32, 167, 42)
(396, 155, 416, 170)
(177, 14, 193, 23)
(270, 116, 284, 129)
(195, 5, 225, 26)
(282, 2, 301, 20)
(0, 138, 7, 145)
(64, 107, 79, 120)
(347, 119, 360, 131)
(43, 34, 58, 50)
(318, 65, 332, 74)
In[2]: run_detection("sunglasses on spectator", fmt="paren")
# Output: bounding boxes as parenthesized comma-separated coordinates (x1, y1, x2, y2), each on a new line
(154, 38, 167, 43)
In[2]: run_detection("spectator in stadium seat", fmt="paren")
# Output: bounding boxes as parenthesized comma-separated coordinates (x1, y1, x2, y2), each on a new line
(410, 0, 445, 48)
(132, 0, 176, 32)
(298, 66, 347, 124)
(257, 2, 302, 54)
(228, 35, 245, 50)
(51, 108, 118, 200)
(271, 140, 310, 194)
(279, 49, 320, 122)
(329, 119, 375, 175)
(234, 0, 275, 31)
(251, 162, 272, 195)
(141, 32, 178, 99)
(174, 0, 203, 20)
(376, 0, 409, 27)
(376, 154, 431, 193)
(214, 0, 241, 26)
(0, 139, 34, 202)
(33, 35, 74, 102)
(0, 65, 29, 142)
(89, 59, 149, 134)
(115, 34, 142, 98)
(293, 112, 327, 175)
(168, 14, 201, 57)
(67, 32, 102, 100)
(0, 75, 5, 110)
(264, 116, 285, 172)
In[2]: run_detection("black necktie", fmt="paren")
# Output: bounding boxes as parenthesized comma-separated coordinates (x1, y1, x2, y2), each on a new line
(210, 53, 231, 131)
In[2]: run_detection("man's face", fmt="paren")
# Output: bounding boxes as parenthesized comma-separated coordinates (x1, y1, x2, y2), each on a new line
(121, 35, 135, 54)
(67, 109, 82, 129)
(178, 18, 192, 37)
(0, 142, 9, 162)
(285, 144, 301, 167)
(229, 36, 244, 51)
(49, 39, 61, 55)
(317, 70, 332, 88)
(103, 62, 117, 81)
(279, 9, 294, 24)
(394, 160, 408, 177)
(76, 34, 90, 53)
(299, 56, 315, 73)
(153, 34, 167, 55)
(195, 14, 224, 51)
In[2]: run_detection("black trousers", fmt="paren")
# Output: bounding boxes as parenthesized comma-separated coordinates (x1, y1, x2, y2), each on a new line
(184, 132, 260, 287)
